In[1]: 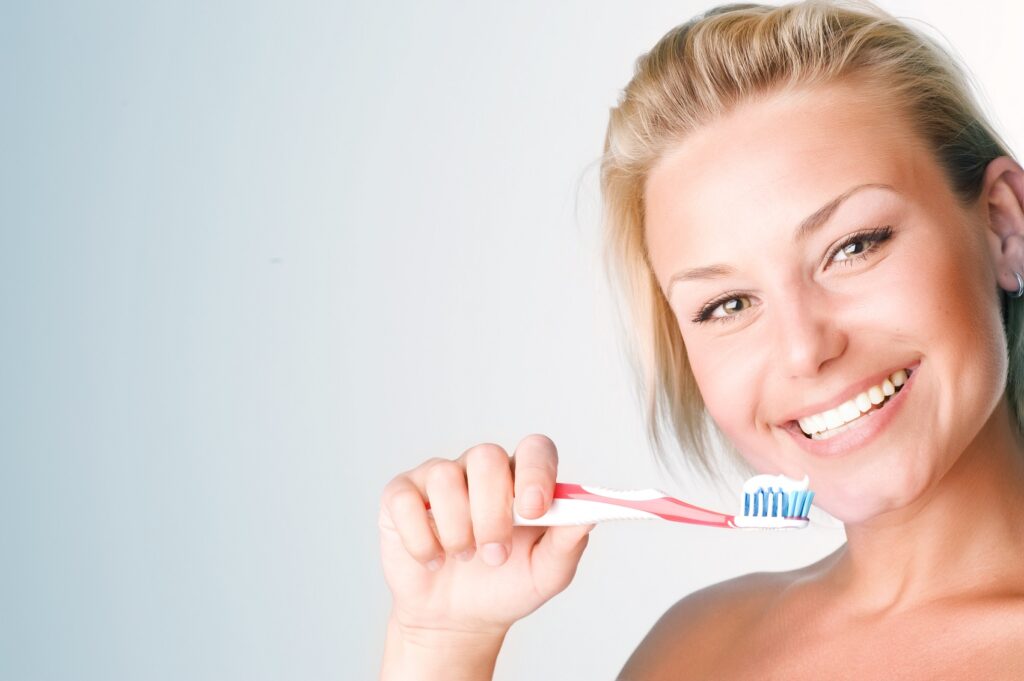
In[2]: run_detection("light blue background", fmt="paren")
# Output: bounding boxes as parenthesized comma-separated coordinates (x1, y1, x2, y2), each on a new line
(4, 2, 1021, 679)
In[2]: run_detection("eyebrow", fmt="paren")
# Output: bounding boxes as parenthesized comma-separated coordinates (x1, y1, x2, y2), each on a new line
(666, 182, 896, 291)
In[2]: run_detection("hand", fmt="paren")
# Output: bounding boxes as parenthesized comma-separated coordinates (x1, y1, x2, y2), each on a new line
(378, 434, 596, 641)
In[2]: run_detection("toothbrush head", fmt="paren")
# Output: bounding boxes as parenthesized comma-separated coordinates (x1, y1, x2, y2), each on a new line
(730, 473, 814, 529)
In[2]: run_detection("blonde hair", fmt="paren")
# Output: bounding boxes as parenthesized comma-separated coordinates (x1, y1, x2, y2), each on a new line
(600, 0, 1018, 483)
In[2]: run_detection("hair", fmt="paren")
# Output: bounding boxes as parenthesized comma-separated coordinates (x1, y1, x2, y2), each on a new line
(600, 0, 1018, 484)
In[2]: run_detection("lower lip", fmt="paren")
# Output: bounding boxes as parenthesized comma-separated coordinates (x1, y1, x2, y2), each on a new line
(783, 361, 920, 458)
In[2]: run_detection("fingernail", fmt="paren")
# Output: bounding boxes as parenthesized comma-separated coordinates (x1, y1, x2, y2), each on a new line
(520, 487, 544, 513)
(481, 542, 507, 566)
(426, 556, 444, 571)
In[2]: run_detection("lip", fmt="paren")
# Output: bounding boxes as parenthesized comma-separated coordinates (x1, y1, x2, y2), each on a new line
(782, 360, 920, 458)
(778, 360, 922, 426)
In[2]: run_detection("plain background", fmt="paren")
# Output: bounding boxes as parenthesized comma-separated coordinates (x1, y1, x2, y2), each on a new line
(4, 1, 1023, 679)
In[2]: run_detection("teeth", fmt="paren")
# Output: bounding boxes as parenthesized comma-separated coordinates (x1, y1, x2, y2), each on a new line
(838, 400, 860, 421)
(823, 409, 843, 429)
(796, 368, 911, 437)
(881, 378, 895, 396)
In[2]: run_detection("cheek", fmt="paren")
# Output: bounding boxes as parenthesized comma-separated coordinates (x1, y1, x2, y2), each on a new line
(914, 227, 1007, 403)
(689, 353, 781, 469)
(687, 348, 749, 423)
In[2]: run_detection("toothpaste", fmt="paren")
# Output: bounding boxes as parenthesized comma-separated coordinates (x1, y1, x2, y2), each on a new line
(742, 473, 810, 494)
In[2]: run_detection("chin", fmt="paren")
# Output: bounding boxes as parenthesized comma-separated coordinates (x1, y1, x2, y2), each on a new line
(811, 470, 930, 526)
(816, 498, 885, 525)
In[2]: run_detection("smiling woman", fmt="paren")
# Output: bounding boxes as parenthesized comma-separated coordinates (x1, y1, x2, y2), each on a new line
(603, 0, 1024, 676)
(602, 3, 1020, 484)
(377, 1, 1024, 679)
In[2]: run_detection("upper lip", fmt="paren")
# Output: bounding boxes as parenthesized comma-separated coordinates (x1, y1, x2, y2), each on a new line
(777, 360, 920, 426)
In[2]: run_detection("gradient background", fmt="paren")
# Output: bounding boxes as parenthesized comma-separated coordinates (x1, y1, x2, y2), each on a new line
(4, 1, 1022, 679)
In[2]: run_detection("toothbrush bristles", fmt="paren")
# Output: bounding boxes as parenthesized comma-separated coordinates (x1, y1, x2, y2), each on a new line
(743, 487, 815, 519)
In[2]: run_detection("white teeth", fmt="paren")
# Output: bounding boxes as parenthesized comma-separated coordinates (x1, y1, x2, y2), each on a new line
(823, 409, 843, 429)
(796, 368, 913, 437)
(838, 400, 860, 421)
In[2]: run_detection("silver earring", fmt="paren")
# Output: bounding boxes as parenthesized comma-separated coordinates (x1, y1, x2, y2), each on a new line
(1011, 271, 1024, 299)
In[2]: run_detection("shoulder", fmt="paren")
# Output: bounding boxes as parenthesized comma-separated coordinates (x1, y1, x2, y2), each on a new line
(615, 569, 797, 681)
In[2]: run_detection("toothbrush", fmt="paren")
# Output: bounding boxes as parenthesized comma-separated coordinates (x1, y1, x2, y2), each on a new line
(424, 474, 814, 529)
(512, 474, 813, 529)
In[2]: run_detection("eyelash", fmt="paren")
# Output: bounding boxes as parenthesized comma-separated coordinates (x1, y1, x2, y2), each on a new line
(691, 225, 894, 325)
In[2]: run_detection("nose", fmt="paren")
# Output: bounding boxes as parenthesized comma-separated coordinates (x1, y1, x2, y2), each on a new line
(772, 285, 848, 379)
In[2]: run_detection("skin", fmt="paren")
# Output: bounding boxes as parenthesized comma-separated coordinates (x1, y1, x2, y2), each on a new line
(379, 436, 594, 680)
(619, 79, 1024, 678)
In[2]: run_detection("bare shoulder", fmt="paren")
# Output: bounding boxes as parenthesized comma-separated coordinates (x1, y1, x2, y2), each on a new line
(615, 569, 798, 681)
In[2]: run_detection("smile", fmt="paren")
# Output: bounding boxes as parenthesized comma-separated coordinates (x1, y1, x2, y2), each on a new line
(799, 367, 912, 439)
(782, 360, 921, 458)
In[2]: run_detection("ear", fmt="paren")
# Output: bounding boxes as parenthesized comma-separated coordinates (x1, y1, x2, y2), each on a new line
(980, 156, 1024, 295)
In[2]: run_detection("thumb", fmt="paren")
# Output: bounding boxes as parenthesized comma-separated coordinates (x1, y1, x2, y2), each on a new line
(529, 523, 596, 598)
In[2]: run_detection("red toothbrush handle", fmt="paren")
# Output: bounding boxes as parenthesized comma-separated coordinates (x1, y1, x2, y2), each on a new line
(424, 481, 738, 527)
(552, 482, 734, 528)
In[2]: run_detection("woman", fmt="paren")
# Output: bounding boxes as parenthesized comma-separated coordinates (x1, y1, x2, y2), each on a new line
(379, 1, 1024, 677)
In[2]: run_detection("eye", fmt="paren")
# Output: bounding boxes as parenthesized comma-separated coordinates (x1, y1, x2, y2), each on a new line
(828, 225, 893, 267)
(690, 225, 894, 325)
(691, 293, 752, 324)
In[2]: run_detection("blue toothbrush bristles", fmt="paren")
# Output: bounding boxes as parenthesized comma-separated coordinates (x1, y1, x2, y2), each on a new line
(742, 487, 814, 519)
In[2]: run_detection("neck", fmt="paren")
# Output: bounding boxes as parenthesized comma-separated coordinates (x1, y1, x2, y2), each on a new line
(823, 396, 1024, 613)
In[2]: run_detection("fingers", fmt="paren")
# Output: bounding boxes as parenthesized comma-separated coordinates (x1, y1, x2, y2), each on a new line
(381, 436, 560, 575)
(510, 434, 559, 519)
(463, 443, 514, 566)
(423, 459, 476, 562)
(381, 475, 446, 571)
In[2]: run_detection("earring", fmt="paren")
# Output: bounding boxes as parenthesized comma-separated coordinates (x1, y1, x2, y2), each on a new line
(1011, 271, 1024, 299)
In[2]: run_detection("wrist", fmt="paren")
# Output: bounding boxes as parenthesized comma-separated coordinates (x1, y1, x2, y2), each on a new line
(381, 613, 508, 681)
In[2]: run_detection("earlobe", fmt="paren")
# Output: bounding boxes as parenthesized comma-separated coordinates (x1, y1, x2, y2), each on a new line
(981, 156, 1024, 294)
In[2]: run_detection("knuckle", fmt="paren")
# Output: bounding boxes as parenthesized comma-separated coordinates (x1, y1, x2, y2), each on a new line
(514, 434, 559, 470)
(380, 476, 401, 501)
(379, 475, 406, 503)
(464, 442, 509, 469)
(418, 456, 448, 474)
(386, 485, 422, 513)
(520, 433, 556, 451)
(425, 459, 462, 488)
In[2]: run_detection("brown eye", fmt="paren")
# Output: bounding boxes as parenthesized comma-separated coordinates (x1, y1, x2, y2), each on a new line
(834, 239, 868, 261)
(828, 225, 894, 267)
(720, 298, 748, 315)
(693, 294, 752, 324)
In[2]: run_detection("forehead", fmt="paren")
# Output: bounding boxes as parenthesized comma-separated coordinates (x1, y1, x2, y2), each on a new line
(643, 81, 933, 283)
